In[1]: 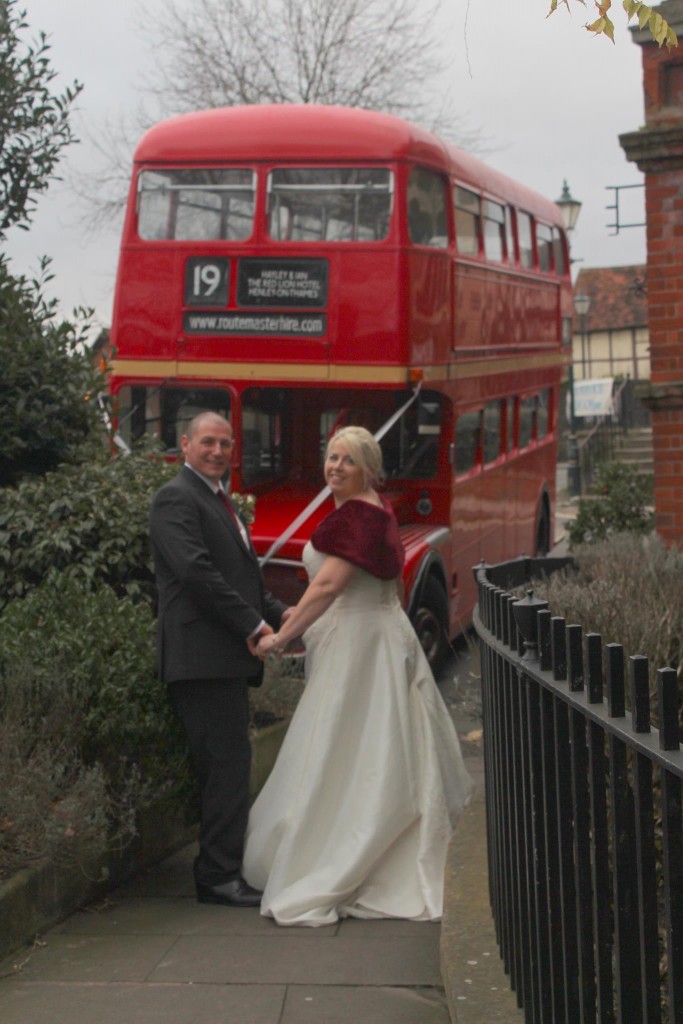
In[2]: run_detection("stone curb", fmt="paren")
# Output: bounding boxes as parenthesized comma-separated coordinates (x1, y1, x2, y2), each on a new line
(440, 791, 524, 1023)
(0, 718, 289, 961)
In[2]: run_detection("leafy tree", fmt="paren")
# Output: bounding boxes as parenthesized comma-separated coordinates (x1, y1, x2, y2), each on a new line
(0, 0, 103, 487)
(550, 0, 678, 48)
(0, 258, 103, 487)
(0, 0, 82, 238)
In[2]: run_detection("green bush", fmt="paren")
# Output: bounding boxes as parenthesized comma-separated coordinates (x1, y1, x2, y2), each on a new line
(0, 573, 195, 879)
(567, 462, 654, 547)
(0, 257, 104, 488)
(0, 447, 177, 609)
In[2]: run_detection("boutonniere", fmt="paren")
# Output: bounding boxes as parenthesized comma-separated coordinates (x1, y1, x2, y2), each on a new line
(231, 492, 256, 525)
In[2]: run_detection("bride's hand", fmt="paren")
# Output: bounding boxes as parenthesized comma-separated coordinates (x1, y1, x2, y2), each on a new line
(256, 633, 284, 660)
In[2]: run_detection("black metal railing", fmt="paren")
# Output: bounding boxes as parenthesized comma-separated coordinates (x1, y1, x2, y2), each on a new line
(473, 557, 683, 1024)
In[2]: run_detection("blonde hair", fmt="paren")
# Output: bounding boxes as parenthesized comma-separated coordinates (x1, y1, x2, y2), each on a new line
(326, 426, 385, 489)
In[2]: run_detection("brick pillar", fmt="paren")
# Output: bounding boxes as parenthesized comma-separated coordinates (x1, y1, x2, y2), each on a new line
(620, 0, 683, 545)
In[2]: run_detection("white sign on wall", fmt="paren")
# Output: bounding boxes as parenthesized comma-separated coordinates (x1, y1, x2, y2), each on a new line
(572, 378, 615, 418)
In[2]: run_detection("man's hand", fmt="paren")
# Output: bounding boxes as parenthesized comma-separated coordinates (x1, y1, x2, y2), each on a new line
(247, 623, 273, 655)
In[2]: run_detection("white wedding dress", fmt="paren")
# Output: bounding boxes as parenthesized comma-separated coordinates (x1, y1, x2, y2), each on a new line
(242, 542, 474, 927)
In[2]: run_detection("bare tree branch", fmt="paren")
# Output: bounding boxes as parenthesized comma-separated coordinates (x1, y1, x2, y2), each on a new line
(77, 0, 479, 229)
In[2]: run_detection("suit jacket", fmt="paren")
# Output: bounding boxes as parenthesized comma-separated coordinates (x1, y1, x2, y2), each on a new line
(149, 465, 286, 685)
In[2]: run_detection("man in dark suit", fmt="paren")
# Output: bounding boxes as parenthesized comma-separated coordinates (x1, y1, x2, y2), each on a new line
(149, 411, 287, 907)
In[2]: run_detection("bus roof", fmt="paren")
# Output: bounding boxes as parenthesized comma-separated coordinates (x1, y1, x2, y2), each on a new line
(134, 104, 562, 225)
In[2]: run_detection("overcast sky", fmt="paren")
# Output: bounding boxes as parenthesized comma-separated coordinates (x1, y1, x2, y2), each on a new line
(5, 0, 648, 331)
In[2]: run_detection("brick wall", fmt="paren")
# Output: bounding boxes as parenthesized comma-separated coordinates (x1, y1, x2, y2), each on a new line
(620, 0, 683, 545)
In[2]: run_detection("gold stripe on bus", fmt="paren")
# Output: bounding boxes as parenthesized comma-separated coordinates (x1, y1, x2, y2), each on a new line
(449, 352, 563, 379)
(109, 353, 561, 384)
(109, 359, 412, 383)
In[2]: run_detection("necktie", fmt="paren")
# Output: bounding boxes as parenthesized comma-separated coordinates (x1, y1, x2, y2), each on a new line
(217, 489, 247, 545)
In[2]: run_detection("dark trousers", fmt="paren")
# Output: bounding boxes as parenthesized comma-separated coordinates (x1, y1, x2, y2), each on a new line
(169, 678, 251, 887)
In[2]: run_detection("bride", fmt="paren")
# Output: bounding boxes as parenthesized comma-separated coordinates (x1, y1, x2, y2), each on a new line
(243, 426, 473, 926)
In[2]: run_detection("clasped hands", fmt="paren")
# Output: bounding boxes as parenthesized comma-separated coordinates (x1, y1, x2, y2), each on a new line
(246, 608, 295, 661)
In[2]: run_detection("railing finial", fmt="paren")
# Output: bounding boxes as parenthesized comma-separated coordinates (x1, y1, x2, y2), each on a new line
(512, 588, 549, 661)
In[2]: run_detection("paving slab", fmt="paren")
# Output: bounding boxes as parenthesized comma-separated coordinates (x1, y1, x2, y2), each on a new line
(58, 897, 334, 938)
(0, 933, 176, 984)
(0, 982, 287, 1024)
(280, 984, 451, 1024)
(147, 923, 443, 986)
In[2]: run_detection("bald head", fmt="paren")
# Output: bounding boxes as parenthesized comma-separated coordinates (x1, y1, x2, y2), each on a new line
(186, 411, 231, 439)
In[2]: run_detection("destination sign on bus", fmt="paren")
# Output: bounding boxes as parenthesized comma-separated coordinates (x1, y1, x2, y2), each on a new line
(237, 258, 328, 308)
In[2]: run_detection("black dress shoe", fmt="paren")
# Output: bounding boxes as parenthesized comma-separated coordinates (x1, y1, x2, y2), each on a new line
(196, 877, 263, 907)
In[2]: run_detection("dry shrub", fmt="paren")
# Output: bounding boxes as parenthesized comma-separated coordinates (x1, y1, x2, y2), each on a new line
(0, 662, 136, 880)
(535, 532, 683, 720)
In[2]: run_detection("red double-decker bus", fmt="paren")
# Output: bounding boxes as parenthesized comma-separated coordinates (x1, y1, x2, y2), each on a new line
(109, 104, 572, 668)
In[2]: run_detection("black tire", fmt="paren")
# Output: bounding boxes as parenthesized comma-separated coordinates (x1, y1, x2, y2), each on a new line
(535, 503, 551, 556)
(411, 575, 450, 675)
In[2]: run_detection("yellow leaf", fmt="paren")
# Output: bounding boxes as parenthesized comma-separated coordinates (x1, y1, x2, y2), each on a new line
(649, 11, 665, 43)
(587, 14, 616, 42)
(638, 4, 652, 28)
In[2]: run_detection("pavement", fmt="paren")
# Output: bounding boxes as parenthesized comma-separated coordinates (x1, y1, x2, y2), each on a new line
(0, 481, 577, 1024)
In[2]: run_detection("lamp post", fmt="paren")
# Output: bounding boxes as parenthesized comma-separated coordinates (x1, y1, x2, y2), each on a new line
(556, 182, 583, 498)
(573, 292, 591, 381)
(565, 346, 581, 498)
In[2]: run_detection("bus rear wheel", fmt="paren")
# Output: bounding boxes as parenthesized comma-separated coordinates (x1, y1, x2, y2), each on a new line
(412, 576, 450, 675)
(535, 504, 551, 556)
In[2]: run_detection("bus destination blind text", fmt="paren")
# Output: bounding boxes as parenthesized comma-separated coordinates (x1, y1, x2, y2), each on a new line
(237, 258, 328, 308)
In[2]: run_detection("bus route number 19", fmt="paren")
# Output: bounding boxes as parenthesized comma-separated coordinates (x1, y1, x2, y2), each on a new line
(184, 257, 230, 307)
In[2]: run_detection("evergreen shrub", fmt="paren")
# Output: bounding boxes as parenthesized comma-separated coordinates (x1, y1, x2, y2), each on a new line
(567, 462, 654, 547)
(0, 447, 177, 609)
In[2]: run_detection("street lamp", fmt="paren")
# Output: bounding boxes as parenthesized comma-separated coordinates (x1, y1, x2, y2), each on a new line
(556, 180, 582, 233)
(573, 292, 591, 380)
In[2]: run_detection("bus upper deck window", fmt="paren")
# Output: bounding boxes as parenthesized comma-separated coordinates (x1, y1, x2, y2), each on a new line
(267, 167, 393, 242)
(517, 211, 534, 268)
(407, 168, 448, 248)
(537, 222, 553, 272)
(137, 168, 255, 241)
(454, 186, 481, 255)
(552, 227, 567, 276)
(505, 207, 515, 263)
(483, 200, 506, 262)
